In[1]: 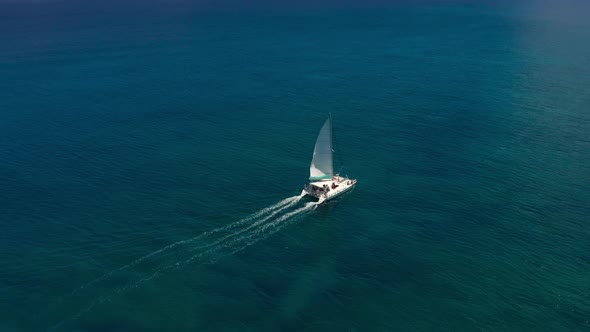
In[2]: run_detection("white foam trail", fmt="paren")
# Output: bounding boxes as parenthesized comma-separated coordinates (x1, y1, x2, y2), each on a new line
(122, 201, 318, 290)
(181, 196, 301, 254)
(68, 196, 298, 297)
(215, 202, 318, 262)
(211, 202, 318, 258)
(49, 196, 304, 332)
(198, 196, 299, 236)
(120, 196, 302, 286)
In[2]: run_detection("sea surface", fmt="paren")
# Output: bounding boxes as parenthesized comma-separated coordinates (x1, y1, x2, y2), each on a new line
(1, 1, 590, 331)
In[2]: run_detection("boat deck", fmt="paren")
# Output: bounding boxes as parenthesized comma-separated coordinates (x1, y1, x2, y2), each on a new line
(302, 176, 357, 203)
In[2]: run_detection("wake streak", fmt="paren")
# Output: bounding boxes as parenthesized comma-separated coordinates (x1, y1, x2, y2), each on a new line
(48, 196, 314, 332)
(136, 201, 317, 284)
(69, 196, 298, 296)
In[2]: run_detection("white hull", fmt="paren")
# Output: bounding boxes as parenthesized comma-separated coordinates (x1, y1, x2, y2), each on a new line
(301, 176, 357, 204)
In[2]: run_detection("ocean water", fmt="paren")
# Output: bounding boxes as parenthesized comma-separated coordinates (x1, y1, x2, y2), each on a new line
(1, 1, 590, 331)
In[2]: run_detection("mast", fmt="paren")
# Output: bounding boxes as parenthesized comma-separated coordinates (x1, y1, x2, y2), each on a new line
(330, 113, 344, 172)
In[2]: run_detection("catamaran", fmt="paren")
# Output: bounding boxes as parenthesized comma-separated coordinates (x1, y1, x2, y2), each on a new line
(301, 114, 357, 204)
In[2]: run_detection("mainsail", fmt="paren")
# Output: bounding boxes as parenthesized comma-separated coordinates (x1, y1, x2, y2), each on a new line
(309, 116, 333, 180)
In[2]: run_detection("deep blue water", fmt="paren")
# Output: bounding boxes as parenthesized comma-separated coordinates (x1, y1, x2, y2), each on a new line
(1, 1, 590, 331)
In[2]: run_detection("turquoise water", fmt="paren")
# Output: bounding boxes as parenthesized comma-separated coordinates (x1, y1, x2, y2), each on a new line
(1, 1, 590, 331)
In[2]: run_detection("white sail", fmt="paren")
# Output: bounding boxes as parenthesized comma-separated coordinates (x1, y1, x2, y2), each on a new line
(309, 117, 333, 180)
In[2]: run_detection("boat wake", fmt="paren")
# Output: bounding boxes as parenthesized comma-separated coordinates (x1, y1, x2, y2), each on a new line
(47, 196, 316, 331)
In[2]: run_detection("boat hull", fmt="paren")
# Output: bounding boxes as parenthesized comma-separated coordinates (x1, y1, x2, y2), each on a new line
(301, 177, 357, 204)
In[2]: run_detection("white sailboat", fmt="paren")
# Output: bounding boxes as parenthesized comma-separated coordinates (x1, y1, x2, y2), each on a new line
(301, 114, 357, 204)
